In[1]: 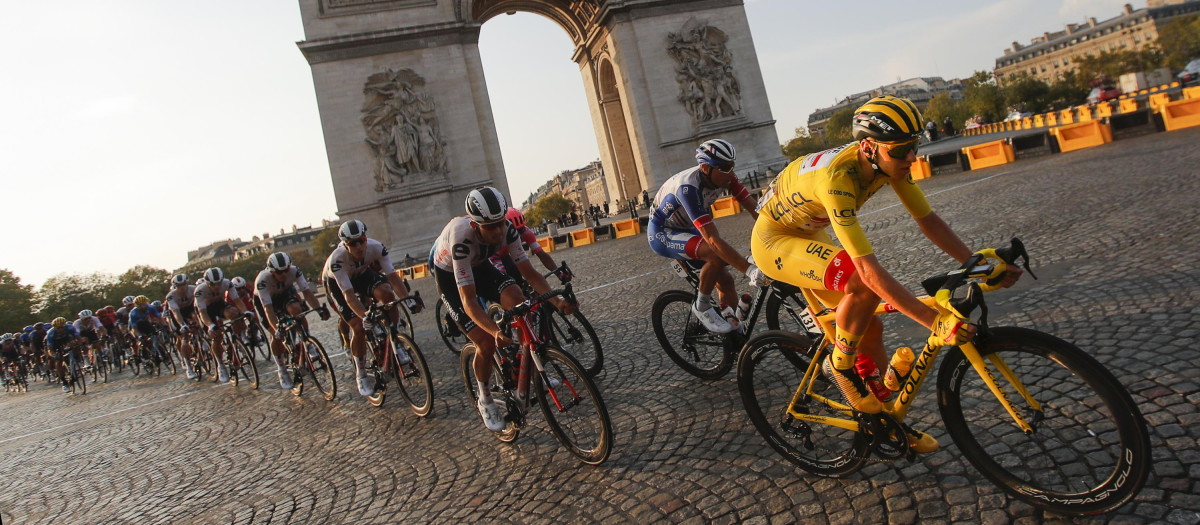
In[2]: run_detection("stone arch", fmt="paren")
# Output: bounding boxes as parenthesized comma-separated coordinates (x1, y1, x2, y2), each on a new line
(464, 1, 594, 45)
(596, 57, 643, 205)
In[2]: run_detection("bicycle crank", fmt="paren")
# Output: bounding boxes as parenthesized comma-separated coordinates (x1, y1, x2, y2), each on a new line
(859, 412, 908, 461)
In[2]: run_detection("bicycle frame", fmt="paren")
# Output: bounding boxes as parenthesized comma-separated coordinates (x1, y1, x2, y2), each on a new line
(784, 282, 1043, 435)
(502, 301, 577, 414)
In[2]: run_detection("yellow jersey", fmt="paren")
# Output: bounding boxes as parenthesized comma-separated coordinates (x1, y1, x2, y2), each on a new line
(757, 144, 932, 258)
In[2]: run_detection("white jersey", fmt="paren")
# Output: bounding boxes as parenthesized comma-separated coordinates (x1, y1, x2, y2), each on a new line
(165, 285, 196, 312)
(431, 216, 528, 287)
(321, 238, 394, 293)
(254, 266, 310, 306)
(194, 279, 239, 310)
(73, 317, 103, 333)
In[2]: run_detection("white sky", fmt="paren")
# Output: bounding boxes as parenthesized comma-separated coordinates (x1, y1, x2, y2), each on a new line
(0, 0, 1138, 287)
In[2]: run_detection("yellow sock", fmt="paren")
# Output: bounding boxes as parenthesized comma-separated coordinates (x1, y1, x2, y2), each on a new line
(831, 328, 862, 370)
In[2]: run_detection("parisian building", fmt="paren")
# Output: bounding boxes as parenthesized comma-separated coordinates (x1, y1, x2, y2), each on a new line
(806, 77, 965, 136)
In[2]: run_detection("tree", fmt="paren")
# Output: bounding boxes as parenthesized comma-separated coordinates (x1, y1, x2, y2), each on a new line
(822, 107, 855, 145)
(1151, 14, 1200, 71)
(1003, 73, 1052, 113)
(962, 70, 1006, 124)
(527, 193, 574, 227)
(1072, 49, 1162, 90)
(0, 269, 37, 330)
(35, 272, 114, 320)
(781, 127, 828, 160)
(106, 265, 171, 305)
(924, 93, 972, 132)
(312, 228, 340, 254)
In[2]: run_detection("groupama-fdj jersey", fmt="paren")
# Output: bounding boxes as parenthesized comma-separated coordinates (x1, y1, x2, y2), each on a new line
(647, 166, 750, 260)
(751, 143, 932, 301)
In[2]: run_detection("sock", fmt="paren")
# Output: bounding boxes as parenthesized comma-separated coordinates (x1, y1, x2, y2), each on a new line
(694, 294, 713, 311)
(477, 379, 493, 403)
(831, 328, 862, 371)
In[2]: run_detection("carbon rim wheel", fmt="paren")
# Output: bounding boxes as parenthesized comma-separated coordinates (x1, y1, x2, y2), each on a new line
(302, 336, 337, 401)
(459, 343, 520, 442)
(391, 333, 433, 417)
(651, 290, 733, 379)
(542, 306, 603, 378)
(535, 347, 613, 465)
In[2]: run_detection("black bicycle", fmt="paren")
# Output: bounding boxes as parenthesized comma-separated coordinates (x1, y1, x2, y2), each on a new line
(651, 258, 811, 379)
(362, 299, 434, 415)
(276, 305, 337, 400)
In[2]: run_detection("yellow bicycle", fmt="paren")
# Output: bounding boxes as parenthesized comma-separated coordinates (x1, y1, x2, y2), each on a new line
(736, 239, 1150, 515)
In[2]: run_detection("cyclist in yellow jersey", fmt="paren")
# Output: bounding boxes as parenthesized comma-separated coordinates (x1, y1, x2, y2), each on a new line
(751, 95, 1021, 452)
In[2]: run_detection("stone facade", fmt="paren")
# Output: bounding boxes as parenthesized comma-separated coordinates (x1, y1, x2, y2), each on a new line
(994, 1, 1200, 85)
(297, 0, 787, 257)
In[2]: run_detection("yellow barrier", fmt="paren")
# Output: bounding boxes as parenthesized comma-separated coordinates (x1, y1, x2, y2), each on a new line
(1046, 112, 1059, 127)
(962, 139, 1014, 170)
(612, 219, 641, 239)
(1033, 114, 1045, 127)
(407, 263, 429, 280)
(1077, 106, 1094, 122)
(1096, 102, 1115, 118)
(569, 228, 595, 247)
(1119, 98, 1140, 113)
(1137, 89, 1148, 96)
(1021, 117, 1033, 129)
(1149, 92, 1171, 113)
(1149, 86, 1161, 93)
(1170, 81, 1180, 88)
(1052, 120, 1112, 153)
(537, 236, 555, 253)
(710, 196, 741, 219)
(911, 157, 932, 180)
(1058, 108, 1074, 125)
(1161, 97, 1200, 131)
(1185, 86, 1200, 100)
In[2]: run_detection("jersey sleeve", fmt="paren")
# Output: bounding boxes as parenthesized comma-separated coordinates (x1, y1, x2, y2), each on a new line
(892, 176, 932, 219)
(519, 227, 542, 253)
(254, 272, 273, 306)
(293, 268, 310, 291)
(820, 173, 874, 258)
(678, 184, 713, 229)
(504, 224, 529, 264)
(728, 179, 751, 201)
(328, 254, 355, 292)
(376, 243, 396, 275)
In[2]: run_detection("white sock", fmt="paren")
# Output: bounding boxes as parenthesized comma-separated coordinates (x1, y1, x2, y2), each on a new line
(694, 294, 713, 311)
(476, 379, 493, 403)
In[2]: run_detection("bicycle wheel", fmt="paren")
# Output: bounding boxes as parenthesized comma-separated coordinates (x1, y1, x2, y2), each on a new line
(737, 330, 868, 477)
(435, 299, 468, 355)
(98, 354, 108, 384)
(391, 332, 433, 417)
(937, 327, 1151, 515)
(534, 346, 613, 465)
(459, 343, 519, 442)
(651, 290, 735, 380)
(161, 346, 177, 376)
(300, 336, 336, 401)
(228, 338, 259, 389)
(764, 287, 816, 336)
(396, 303, 415, 341)
(541, 306, 603, 377)
(73, 361, 87, 395)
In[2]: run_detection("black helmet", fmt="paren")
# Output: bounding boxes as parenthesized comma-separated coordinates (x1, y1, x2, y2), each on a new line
(851, 95, 924, 142)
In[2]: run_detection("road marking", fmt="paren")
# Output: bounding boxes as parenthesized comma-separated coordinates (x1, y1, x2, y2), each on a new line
(0, 384, 225, 446)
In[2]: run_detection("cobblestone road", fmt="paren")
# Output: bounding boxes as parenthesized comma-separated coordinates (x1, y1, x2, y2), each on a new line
(3, 128, 1199, 524)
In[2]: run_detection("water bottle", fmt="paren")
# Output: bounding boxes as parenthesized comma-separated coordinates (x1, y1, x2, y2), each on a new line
(736, 293, 752, 323)
(883, 346, 916, 391)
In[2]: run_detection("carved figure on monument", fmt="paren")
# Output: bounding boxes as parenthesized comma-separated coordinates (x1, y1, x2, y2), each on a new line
(667, 19, 743, 123)
(361, 68, 449, 192)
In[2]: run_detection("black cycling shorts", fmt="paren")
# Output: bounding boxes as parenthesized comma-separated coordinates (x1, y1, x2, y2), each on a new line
(253, 291, 304, 331)
(325, 271, 387, 322)
(434, 261, 516, 334)
(204, 300, 231, 325)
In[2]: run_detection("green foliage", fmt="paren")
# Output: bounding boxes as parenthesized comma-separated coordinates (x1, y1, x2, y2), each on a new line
(312, 228, 340, 254)
(0, 269, 37, 330)
(1151, 14, 1200, 71)
(924, 93, 973, 131)
(223, 253, 270, 286)
(1072, 49, 1163, 89)
(1003, 74, 1052, 113)
(35, 272, 115, 321)
(962, 71, 1006, 124)
(106, 266, 171, 306)
(781, 127, 830, 160)
(526, 193, 574, 227)
(823, 107, 854, 145)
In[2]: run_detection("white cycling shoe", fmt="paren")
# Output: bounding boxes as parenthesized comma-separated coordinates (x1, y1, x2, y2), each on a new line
(477, 397, 506, 432)
(691, 302, 734, 333)
(357, 374, 374, 397)
(278, 369, 294, 390)
(217, 364, 230, 383)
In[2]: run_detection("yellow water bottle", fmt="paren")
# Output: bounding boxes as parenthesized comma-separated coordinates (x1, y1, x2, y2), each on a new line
(883, 346, 915, 391)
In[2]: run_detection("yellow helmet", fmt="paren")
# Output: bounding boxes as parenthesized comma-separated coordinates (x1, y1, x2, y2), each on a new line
(852, 95, 923, 142)
(52, 317, 68, 328)
(134, 295, 150, 306)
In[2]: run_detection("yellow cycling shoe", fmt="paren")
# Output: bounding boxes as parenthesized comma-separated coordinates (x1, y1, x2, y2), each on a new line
(905, 427, 940, 454)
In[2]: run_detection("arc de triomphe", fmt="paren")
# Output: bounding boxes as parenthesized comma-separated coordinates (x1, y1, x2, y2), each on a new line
(297, 0, 788, 257)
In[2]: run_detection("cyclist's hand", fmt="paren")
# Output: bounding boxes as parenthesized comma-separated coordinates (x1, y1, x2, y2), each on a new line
(553, 297, 576, 315)
(402, 296, 423, 314)
(978, 248, 1023, 291)
(274, 328, 284, 340)
(318, 309, 331, 321)
(746, 263, 773, 288)
(207, 324, 219, 336)
(494, 330, 513, 348)
(361, 318, 375, 333)
(929, 311, 974, 348)
(554, 266, 573, 283)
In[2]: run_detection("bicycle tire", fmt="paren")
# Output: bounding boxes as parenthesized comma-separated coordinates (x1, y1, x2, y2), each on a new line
(301, 336, 337, 401)
(435, 300, 468, 355)
(73, 360, 87, 395)
(534, 346, 613, 465)
(162, 345, 177, 376)
(737, 330, 868, 477)
(229, 338, 259, 389)
(764, 288, 815, 336)
(98, 355, 108, 384)
(937, 327, 1151, 515)
(651, 289, 735, 379)
(397, 302, 415, 341)
(459, 343, 520, 442)
(391, 332, 433, 417)
(541, 305, 603, 377)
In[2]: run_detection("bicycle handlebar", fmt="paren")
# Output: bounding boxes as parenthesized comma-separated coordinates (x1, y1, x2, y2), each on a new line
(920, 238, 1036, 320)
(498, 283, 576, 327)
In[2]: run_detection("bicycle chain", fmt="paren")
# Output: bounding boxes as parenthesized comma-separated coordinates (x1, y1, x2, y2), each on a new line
(792, 403, 913, 465)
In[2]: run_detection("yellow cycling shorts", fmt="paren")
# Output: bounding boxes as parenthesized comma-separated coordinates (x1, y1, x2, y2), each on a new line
(751, 220, 856, 309)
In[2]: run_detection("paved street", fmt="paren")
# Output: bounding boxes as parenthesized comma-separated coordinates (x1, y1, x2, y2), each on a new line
(3, 127, 1199, 524)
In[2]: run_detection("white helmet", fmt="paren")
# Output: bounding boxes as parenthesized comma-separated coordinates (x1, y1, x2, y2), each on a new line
(231, 276, 247, 289)
(465, 186, 508, 224)
(122, 296, 135, 306)
(172, 273, 189, 286)
(338, 220, 367, 242)
(0, 333, 12, 343)
(203, 267, 224, 285)
(79, 309, 93, 319)
(267, 252, 291, 271)
(695, 138, 736, 169)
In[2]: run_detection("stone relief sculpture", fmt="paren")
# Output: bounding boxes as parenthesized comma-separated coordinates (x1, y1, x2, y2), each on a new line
(361, 68, 449, 191)
(667, 18, 743, 123)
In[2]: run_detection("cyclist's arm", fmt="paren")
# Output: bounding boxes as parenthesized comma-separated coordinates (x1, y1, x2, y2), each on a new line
(301, 288, 322, 312)
(457, 283, 499, 337)
(913, 211, 972, 264)
(729, 180, 759, 221)
(696, 222, 750, 273)
(851, 254, 938, 329)
(535, 250, 556, 272)
(384, 270, 409, 301)
(263, 301, 281, 333)
(515, 258, 575, 314)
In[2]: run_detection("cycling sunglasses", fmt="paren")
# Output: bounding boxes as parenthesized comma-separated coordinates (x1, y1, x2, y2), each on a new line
(345, 237, 367, 247)
(877, 139, 920, 159)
